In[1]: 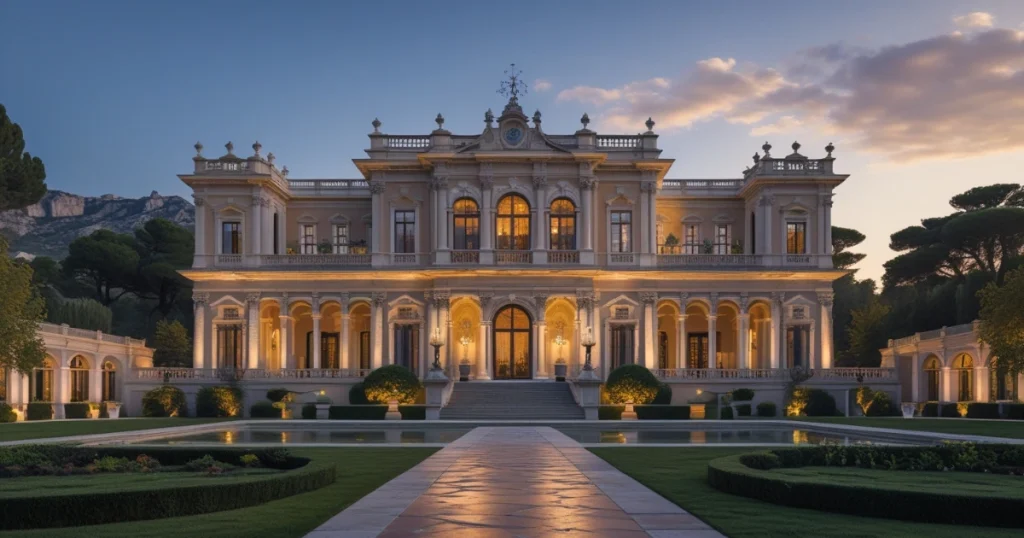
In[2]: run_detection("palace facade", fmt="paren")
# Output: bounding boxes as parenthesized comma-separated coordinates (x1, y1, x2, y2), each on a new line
(180, 92, 850, 394)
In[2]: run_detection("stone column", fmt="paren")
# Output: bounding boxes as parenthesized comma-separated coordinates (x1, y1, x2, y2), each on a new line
(89, 362, 102, 404)
(193, 197, 206, 265)
(534, 294, 548, 377)
(580, 178, 594, 252)
(340, 293, 351, 371)
(975, 366, 989, 402)
(478, 321, 491, 380)
(480, 175, 494, 262)
(246, 294, 260, 369)
(278, 295, 291, 371)
(824, 195, 833, 255)
(707, 315, 718, 369)
(590, 297, 602, 377)
(311, 294, 322, 369)
(770, 293, 783, 368)
(818, 292, 834, 369)
(940, 366, 953, 402)
(643, 179, 658, 254)
(533, 175, 548, 259)
(250, 196, 262, 255)
(437, 177, 449, 251)
(639, 184, 650, 254)
(371, 292, 386, 369)
(56, 355, 69, 419)
(640, 292, 657, 369)
(429, 182, 438, 251)
(193, 293, 209, 369)
(762, 194, 774, 254)
(677, 314, 688, 369)
(910, 354, 921, 403)
(261, 199, 273, 255)
(737, 313, 750, 369)
(369, 180, 385, 264)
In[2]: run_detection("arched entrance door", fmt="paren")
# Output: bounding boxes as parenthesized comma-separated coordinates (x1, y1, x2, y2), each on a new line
(494, 305, 532, 379)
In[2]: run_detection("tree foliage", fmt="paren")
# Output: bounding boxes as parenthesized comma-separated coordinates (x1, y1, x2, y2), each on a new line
(845, 297, 891, 367)
(153, 319, 192, 367)
(62, 229, 139, 305)
(0, 104, 47, 211)
(0, 236, 47, 373)
(133, 218, 194, 316)
(978, 269, 1024, 376)
(831, 226, 866, 270)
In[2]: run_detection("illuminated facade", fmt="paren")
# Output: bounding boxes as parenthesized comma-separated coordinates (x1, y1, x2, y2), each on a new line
(178, 90, 852, 394)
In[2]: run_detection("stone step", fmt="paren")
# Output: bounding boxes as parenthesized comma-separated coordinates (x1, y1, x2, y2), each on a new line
(440, 381, 582, 420)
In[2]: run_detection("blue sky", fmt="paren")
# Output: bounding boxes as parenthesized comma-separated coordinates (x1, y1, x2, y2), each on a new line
(2, 0, 1023, 282)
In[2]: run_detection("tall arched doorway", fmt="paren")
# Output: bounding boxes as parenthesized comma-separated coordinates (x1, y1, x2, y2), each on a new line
(494, 305, 532, 379)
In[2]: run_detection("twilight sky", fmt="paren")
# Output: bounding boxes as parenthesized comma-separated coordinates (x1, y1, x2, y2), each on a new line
(1, 0, 1023, 283)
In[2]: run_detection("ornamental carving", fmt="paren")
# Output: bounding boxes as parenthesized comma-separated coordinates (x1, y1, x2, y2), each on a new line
(578, 176, 596, 190)
(771, 292, 785, 305)
(368, 182, 386, 194)
(639, 292, 658, 304)
(246, 293, 261, 305)
(431, 176, 449, 190)
(533, 294, 549, 308)
(817, 292, 835, 308)
(371, 292, 387, 306)
(251, 196, 262, 206)
(193, 196, 206, 207)
(479, 292, 493, 308)
(740, 294, 749, 311)
(576, 297, 592, 310)
(192, 292, 209, 307)
(532, 175, 547, 188)
(640, 181, 657, 193)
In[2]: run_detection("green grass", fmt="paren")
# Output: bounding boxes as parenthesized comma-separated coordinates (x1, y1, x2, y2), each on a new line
(591, 447, 1021, 538)
(766, 466, 1024, 498)
(790, 417, 1024, 439)
(0, 469, 279, 499)
(0, 419, 235, 442)
(0, 448, 435, 538)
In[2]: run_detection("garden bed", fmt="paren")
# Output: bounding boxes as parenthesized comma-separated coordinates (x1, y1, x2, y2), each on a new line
(0, 445, 335, 530)
(707, 444, 1024, 528)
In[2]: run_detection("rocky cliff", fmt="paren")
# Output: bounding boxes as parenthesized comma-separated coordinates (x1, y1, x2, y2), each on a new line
(0, 190, 195, 259)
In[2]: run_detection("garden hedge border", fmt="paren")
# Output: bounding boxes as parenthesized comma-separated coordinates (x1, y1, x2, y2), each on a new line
(0, 447, 336, 530)
(707, 453, 1024, 528)
(598, 405, 691, 420)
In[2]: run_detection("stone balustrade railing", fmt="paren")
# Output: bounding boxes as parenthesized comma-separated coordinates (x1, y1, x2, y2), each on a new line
(888, 321, 980, 349)
(288, 179, 369, 194)
(816, 367, 897, 381)
(745, 157, 834, 178)
(646, 367, 897, 382)
(261, 254, 371, 267)
(132, 367, 369, 380)
(366, 133, 653, 152)
(547, 250, 580, 264)
(661, 179, 743, 190)
(38, 322, 147, 347)
(596, 135, 641, 148)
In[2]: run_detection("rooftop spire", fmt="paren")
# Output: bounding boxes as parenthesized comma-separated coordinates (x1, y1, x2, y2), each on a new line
(498, 63, 527, 116)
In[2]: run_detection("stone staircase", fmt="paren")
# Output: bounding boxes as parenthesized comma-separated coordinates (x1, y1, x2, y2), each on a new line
(440, 381, 584, 420)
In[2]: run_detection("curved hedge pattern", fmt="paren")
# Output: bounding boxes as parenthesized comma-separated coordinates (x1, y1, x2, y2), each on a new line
(0, 448, 336, 530)
(707, 453, 1024, 528)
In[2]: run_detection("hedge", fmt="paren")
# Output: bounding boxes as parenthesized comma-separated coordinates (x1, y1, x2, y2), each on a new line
(0, 447, 334, 530)
(1005, 403, 1024, 420)
(63, 403, 91, 419)
(635, 405, 690, 420)
(756, 401, 777, 417)
(348, 382, 370, 405)
(966, 402, 1000, 419)
(940, 402, 960, 417)
(249, 400, 279, 418)
(731, 388, 755, 402)
(0, 403, 16, 423)
(196, 386, 243, 418)
(652, 384, 673, 405)
(604, 365, 660, 404)
(362, 365, 421, 404)
(142, 386, 188, 417)
(720, 406, 734, 420)
(921, 402, 938, 417)
(707, 451, 1024, 528)
(734, 403, 752, 417)
(26, 403, 52, 421)
(301, 403, 317, 420)
(599, 405, 624, 420)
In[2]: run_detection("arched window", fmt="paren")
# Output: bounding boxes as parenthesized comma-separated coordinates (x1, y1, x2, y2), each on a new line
(549, 198, 577, 250)
(453, 198, 480, 250)
(953, 353, 974, 401)
(102, 361, 117, 402)
(32, 358, 55, 402)
(923, 356, 940, 402)
(496, 194, 531, 250)
(70, 356, 90, 402)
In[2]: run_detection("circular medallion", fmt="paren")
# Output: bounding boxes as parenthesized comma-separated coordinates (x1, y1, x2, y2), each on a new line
(504, 126, 524, 145)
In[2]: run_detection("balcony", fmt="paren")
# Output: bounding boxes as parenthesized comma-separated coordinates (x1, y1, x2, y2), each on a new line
(495, 250, 533, 265)
(451, 250, 480, 264)
(656, 253, 831, 269)
(262, 254, 371, 267)
(547, 250, 580, 264)
(133, 367, 370, 381)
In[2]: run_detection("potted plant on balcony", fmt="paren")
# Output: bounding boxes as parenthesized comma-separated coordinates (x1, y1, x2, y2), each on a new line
(731, 239, 744, 254)
(286, 241, 299, 255)
(702, 238, 715, 254)
(317, 239, 332, 254)
(350, 239, 368, 255)
(662, 234, 680, 254)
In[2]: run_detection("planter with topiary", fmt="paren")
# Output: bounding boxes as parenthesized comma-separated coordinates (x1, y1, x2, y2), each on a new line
(315, 392, 332, 420)
(901, 402, 916, 418)
(605, 365, 661, 421)
(105, 401, 122, 419)
(362, 365, 422, 413)
(730, 388, 755, 417)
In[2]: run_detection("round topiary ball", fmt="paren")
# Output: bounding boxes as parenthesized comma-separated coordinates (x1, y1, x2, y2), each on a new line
(605, 364, 660, 404)
(362, 365, 421, 404)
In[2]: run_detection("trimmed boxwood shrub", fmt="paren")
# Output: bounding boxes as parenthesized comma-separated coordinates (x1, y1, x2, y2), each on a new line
(756, 401, 777, 417)
(734, 403, 752, 417)
(720, 406, 734, 420)
(652, 383, 673, 405)
(328, 405, 387, 420)
(196, 386, 243, 418)
(940, 402, 960, 417)
(301, 403, 316, 420)
(362, 365, 421, 404)
(0, 403, 16, 423)
(966, 402, 1000, 419)
(142, 386, 188, 417)
(265, 388, 293, 403)
(1005, 403, 1024, 420)
(26, 403, 52, 421)
(604, 365, 660, 404)
(249, 400, 279, 418)
(0, 447, 334, 530)
(399, 405, 426, 420)
(599, 405, 624, 420)
(348, 382, 370, 405)
(921, 402, 939, 417)
(636, 405, 690, 420)
(790, 388, 837, 416)
(63, 403, 91, 419)
(731, 388, 755, 402)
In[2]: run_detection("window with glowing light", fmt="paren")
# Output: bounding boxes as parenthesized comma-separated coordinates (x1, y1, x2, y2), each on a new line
(610, 211, 632, 253)
(70, 356, 89, 402)
(221, 222, 241, 254)
(549, 198, 576, 250)
(453, 198, 480, 250)
(787, 222, 806, 254)
(496, 194, 531, 250)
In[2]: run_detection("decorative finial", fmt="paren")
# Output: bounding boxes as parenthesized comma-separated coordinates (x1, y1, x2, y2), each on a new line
(761, 141, 771, 156)
(484, 108, 494, 126)
(753, 152, 760, 163)
(225, 141, 234, 155)
(645, 117, 655, 132)
(533, 109, 542, 125)
(435, 113, 444, 130)
(498, 63, 527, 107)
(281, 166, 289, 177)
(371, 117, 381, 133)
(194, 141, 203, 156)
(581, 113, 590, 129)
(252, 141, 262, 157)
(267, 152, 275, 164)
(825, 142, 835, 157)
(791, 141, 801, 153)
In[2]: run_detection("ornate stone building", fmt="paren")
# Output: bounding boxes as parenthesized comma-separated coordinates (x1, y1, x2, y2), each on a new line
(177, 86, 853, 403)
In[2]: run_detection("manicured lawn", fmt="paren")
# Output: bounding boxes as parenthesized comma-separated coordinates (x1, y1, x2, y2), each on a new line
(0, 418, 235, 442)
(0, 447, 435, 538)
(0, 468, 279, 499)
(790, 417, 1024, 439)
(766, 466, 1024, 498)
(591, 447, 1022, 538)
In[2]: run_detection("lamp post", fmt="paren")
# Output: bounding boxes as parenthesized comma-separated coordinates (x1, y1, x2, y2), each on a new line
(553, 334, 567, 381)
(429, 327, 445, 371)
(579, 326, 599, 381)
(458, 335, 472, 381)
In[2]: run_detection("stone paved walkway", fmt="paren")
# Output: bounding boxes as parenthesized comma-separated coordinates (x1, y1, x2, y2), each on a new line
(307, 426, 723, 537)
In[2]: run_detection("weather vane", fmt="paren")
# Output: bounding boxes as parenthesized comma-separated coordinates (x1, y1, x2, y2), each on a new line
(498, 63, 527, 106)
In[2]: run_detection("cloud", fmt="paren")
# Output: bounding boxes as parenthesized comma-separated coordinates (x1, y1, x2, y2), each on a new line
(533, 79, 552, 92)
(954, 11, 994, 28)
(557, 27, 1024, 162)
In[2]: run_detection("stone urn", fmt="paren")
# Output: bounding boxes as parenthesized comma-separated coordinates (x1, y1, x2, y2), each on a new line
(554, 361, 567, 381)
(105, 402, 121, 419)
(385, 399, 402, 421)
(621, 401, 638, 421)
(458, 361, 471, 382)
(900, 402, 916, 419)
(88, 403, 100, 419)
(315, 394, 332, 420)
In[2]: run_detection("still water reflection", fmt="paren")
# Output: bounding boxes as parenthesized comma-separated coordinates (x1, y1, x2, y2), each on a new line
(143, 428, 471, 445)
(555, 427, 910, 445)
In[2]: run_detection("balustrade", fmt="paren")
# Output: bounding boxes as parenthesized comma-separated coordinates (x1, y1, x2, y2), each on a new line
(451, 250, 480, 264)
(495, 251, 532, 265)
(383, 135, 430, 149)
(609, 252, 635, 264)
(261, 254, 371, 266)
(133, 367, 369, 380)
(596, 135, 640, 148)
(547, 250, 580, 264)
